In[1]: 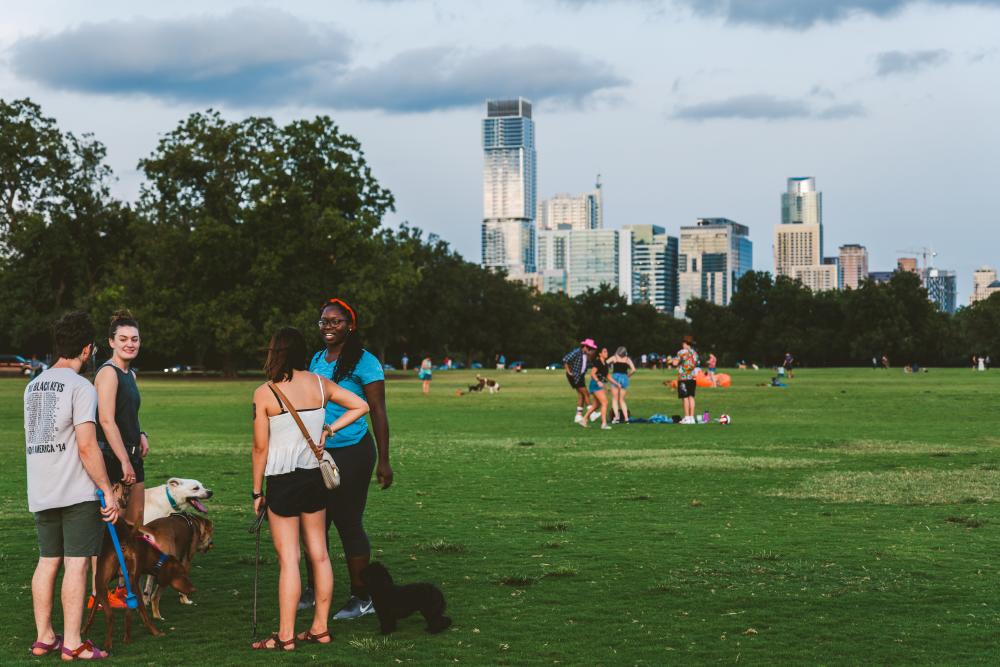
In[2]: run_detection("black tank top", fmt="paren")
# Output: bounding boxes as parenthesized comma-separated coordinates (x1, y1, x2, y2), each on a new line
(594, 359, 609, 382)
(96, 362, 142, 451)
(612, 361, 630, 374)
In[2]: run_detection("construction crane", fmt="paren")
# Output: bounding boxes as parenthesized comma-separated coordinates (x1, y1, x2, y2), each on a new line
(895, 246, 937, 272)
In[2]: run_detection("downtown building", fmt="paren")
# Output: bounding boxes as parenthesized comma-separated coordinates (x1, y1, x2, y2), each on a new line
(624, 224, 679, 313)
(773, 177, 837, 291)
(481, 98, 537, 277)
(537, 179, 603, 231)
(971, 266, 999, 304)
(838, 244, 869, 289)
(926, 268, 957, 314)
(536, 228, 632, 300)
(678, 218, 752, 316)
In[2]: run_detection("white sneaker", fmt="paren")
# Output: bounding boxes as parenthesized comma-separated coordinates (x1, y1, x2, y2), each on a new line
(601, 424, 612, 430)
(611, 418, 620, 424)
(589, 411, 600, 422)
(574, 414, 585, 425)
(681, 416, 695, 424)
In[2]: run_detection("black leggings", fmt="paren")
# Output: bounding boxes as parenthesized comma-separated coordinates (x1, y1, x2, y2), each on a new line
(307, 433, 376, 589)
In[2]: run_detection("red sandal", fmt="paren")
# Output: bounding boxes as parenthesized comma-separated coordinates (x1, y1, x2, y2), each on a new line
(251, 633, 295, 651)
(29, 634, 62, 656)
(60, 640, 108, 661)
(296, 630, 331, 644)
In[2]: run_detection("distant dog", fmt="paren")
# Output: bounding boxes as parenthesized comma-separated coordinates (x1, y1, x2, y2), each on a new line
(469, 375, 501, 394)
(361, 562, 452, 635)
(140, 513, 214, 619)
(83, 520, 196, 652)
(144, 478, 213, 524)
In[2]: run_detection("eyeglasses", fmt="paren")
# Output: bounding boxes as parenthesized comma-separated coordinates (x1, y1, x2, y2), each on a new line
(317, 318, 349, 329)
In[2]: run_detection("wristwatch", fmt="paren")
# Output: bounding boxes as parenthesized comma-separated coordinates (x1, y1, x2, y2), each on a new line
(251, 491, 264, 500)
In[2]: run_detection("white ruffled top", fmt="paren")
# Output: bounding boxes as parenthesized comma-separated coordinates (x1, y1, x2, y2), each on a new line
(264, 375, 324, 476)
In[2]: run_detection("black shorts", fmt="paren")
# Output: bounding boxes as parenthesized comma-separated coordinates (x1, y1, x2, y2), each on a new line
(266, 467, 327, 518)
(566, 374, 586, 390)
(678, 379, 697, 399)
(102, 446, 145, 485)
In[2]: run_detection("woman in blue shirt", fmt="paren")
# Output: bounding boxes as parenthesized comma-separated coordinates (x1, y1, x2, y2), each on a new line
(301, 298, 392, 620)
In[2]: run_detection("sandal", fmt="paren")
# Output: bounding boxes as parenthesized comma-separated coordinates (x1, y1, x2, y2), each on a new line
(250, 633, 295, 651)
(296, 630, 332, 644)
(29, 635, 62, 656)
(60, 640, 108, 661)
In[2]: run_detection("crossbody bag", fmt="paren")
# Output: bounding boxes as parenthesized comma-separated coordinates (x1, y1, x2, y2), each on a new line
(268, 382, 341, 490)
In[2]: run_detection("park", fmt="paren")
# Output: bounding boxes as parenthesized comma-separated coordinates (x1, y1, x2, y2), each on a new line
(2, 367, 998, 664)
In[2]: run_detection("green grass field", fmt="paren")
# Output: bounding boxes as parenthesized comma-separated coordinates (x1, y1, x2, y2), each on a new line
(1, 368, 999, 665)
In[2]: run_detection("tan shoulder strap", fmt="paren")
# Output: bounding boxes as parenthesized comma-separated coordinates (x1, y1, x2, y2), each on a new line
(268, 382, 324, 463)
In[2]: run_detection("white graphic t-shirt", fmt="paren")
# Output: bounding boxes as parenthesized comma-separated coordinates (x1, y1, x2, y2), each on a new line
(24, 368, 99, 512)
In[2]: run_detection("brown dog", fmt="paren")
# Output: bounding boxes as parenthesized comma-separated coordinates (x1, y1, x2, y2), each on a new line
(83, 520, 196, 652)
(141, 513, 214, 620)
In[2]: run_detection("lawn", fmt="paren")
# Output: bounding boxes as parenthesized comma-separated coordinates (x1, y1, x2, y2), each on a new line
(1, 368, 998, 665)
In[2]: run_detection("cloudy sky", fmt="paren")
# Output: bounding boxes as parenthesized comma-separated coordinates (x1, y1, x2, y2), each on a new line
(3, 0, 999, 299)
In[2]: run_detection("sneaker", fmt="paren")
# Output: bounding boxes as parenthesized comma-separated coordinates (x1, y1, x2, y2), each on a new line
(108, 588, 128, 609)
(681, 417, 695, 425)
(573, 414, 585, 425)
(611, 418, 620, 424)
(333, 595, 375, 620)
(297, 587, 316, 611)
(601, 424, 612, 430)
(588, 411, 600, 422)
(86, 594, 98, 610)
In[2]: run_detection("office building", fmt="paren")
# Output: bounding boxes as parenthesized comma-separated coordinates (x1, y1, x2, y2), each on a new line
(838, 244, 869, 289)
(537, 179, 603, 231)
(624, 224, 679, 313)
(971, 266, 997, 304)
(481, 98, 537, 275)
(867, 271, 894, 284)
(774, 177, 832, 292)
(678, 218, 752, 314)
(897, 257, 919, 274)
(781, 176, 822, 226)
(926, 268, 957, 314)
(537, 228, 632, 301)
(793, 264, 838, 291)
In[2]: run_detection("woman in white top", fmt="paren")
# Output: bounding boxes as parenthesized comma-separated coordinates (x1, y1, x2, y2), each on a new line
(250, 327, 368, 651)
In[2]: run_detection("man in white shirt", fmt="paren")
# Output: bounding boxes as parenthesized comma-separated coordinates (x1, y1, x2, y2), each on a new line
(24, 311, 118, 659)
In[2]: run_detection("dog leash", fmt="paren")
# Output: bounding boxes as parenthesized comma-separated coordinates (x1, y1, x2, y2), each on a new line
(248, 500, 267, 637)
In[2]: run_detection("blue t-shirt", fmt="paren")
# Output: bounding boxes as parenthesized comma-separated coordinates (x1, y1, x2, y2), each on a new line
(309, 349, 384, 448)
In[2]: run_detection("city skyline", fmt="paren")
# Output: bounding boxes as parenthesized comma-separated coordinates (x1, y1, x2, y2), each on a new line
(2, 1, 998, 297)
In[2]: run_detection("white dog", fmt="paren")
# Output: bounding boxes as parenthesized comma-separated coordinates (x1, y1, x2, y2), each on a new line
(144, 477, 213, 524)
(142, 478, 213, 606)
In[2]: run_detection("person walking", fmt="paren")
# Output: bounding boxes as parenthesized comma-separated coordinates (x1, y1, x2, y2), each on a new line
(401, 352, 409, 371)
(24, 311, 118, 660)
(672, 336, 699, 424)
(251, 326, 369, 650)
(782, 352, 795, 379)
(582, 347, 617, 430)
(607, 347, 636, 423)
(563, 339, 598, 425)
(418, 355, 433, 394)
(301, 298, 393, 621)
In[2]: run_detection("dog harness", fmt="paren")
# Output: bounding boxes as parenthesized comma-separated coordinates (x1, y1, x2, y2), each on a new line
(139, 532, 172, 572)
(165, 486, 181, 512)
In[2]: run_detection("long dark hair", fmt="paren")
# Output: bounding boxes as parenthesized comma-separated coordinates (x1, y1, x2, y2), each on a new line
(320, 298, 364, 383)
(264, 327, 308, 383)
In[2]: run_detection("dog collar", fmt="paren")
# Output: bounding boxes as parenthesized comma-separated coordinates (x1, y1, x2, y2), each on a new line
(165, 486, 181, 512)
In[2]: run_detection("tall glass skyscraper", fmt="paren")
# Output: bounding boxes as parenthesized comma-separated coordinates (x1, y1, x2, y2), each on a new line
(481, 98, 537, 275)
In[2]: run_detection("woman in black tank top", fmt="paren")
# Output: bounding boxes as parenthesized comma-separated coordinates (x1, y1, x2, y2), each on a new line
(95, 310, 148, 527)
(608, 347, 636, 423)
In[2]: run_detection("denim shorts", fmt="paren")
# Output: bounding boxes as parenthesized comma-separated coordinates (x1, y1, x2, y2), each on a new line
(612, 372, 629, 389)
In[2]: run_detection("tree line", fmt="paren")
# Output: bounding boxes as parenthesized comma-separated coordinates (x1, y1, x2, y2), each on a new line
(1, 98, 994, 372)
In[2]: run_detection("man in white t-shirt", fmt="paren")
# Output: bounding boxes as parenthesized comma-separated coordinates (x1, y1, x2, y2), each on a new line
(24, 311, 118, 659)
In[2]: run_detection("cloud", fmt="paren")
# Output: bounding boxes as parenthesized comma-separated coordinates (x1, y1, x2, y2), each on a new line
(874, 49, 951, 76)
(672, 94, 865, 121)
(673, 0, 1000, 29)
(10, 10, 625, 112)
(320, 46, 627, 112)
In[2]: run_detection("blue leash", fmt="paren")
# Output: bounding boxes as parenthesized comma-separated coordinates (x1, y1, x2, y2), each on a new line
(96, 490, 139, 609)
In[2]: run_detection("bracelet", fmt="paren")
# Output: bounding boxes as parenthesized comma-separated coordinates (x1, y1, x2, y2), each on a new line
(251, 491, 264, 500)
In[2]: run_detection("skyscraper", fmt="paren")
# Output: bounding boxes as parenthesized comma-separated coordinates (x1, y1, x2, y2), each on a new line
(537, 177, 603, 231)
(481, 98, 537, 276)
(971, 266, 998, 304)
(926, 268, 957, 314)
(624, 224, 679, 313)
(537, 228, 632, 301)
(678, 218, 752, 315)
(774, 176, 835, 291)
(838, 244, 869, 289)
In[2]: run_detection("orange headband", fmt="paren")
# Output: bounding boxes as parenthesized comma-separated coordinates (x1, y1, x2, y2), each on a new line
(325, 298, 356, 327)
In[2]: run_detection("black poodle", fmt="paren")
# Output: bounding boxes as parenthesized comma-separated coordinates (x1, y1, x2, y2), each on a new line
(360, 561, 452, 634)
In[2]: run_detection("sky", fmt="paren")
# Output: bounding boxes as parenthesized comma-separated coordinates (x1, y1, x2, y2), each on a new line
(3, 0, 999, 300)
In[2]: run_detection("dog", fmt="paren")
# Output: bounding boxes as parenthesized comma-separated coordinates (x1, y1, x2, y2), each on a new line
(144, 478, 213, 524)
(83, 520, 196, 652)
(361, 562, 452, 635)
(138, 513, 214, 620)
(469, 375, 501, 394)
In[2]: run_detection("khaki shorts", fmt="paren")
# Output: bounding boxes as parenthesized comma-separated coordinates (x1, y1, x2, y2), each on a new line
(34, 501, 103, 557)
